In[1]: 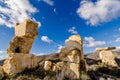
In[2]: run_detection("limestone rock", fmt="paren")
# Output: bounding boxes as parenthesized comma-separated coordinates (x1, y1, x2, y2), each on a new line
(99, 51, 117, 66)
(7, 36, 34, 54)
(3, 53, 37, 75)
(15, 19, 38, 38)
(41, 35, 86, 79)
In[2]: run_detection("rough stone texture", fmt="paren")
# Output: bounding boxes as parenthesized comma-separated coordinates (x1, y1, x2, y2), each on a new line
(0, 66, 4, 79)
(3, 53, 37, 75)
(99, 51, 118, 66)
(44, 61, 52, 71)
(7, 19, 38, 55)
(7, 36, 34, 54)
(40, 35, 86, 80)
(65, 35, 82, 46)
(15, 19, 38, 38)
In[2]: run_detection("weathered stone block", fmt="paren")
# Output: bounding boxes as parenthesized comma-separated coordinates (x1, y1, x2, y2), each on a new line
(7, 36, 34, 54)
(15, 19, 38, 38)
(99, 51, 117, 66)
(3, 53, 37, 75)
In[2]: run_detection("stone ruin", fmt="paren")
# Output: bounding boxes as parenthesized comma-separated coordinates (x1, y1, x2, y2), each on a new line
(3, 19, 38, 75)
(0, 19, 119, 79)
(7, 19, 38, 54)
(41, 35, 86, 79)
(0, 19, 87, 79)
(96, 47, 118, 66)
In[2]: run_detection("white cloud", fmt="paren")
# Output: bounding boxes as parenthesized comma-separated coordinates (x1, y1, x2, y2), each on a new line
(0, 50, 8, 60)
(0, 0, 39, 28)
(33, 53, 45, 56)
(56, 45, 63, 53)
(84, 37, 106, 47)
(77, 0, 120, 26)
(58, 45, 63, 50)
(68, 27, 78, 34)
(116, 47, 120, 49)
(43, 0, 54, 6)
(41, 36, 52, 43)
(0, 50, 6, 54)
(116, 37, 120, 42)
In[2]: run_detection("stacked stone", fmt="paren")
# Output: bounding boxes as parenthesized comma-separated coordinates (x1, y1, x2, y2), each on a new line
(3, 19, 38, 75)
(7, 19, 38, 54)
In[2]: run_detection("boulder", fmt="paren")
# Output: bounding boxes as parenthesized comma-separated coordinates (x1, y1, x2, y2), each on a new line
(99, 51, 117, 66)
(15, 19, 38, 38)
(3, 53, 37, 75)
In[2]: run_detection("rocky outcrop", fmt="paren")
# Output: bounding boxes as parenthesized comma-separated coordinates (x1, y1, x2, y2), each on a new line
(1, 20, 120, 80)
(99, 50, 118, 66)
(95, 47, 117, 66)
(38, 35, 86, 80)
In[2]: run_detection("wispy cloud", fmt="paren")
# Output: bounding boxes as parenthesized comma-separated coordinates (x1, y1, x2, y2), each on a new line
(0, 0, 39, 28)
(116, 37, 120, 42)
(0, 50, 6, 54)
(84, 37, 106, 47)
(77, 0, 120, 26)
(68, 27, 78, 34)
(42, 0, 54, 6)
(41, 36, 52, 43)
(56, 45, 63, 53)
(0, 50, 8, 60)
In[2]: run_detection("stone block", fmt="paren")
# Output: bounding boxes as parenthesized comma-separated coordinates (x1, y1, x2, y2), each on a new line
(7, 36, 34, 54)
(15, 19, 38, 38)
(3, 53, 37, 75)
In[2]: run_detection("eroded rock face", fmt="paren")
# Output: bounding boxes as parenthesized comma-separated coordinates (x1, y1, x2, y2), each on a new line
(42, 35, 86, 79)
(99, 50, 117, 66)
(7, 36, 34, 54)
(3, 53, 37, 75)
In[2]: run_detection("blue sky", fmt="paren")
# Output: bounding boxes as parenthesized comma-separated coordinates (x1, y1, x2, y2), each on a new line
(0, 0, 120, 59)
